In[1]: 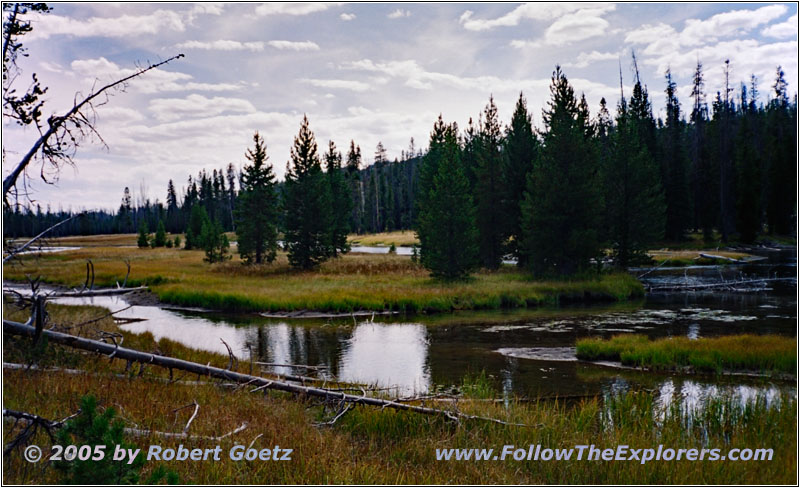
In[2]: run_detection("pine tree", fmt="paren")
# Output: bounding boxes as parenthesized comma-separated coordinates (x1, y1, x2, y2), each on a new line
(345, 140, 364, 234)
(475, 96, 505, 270)
(661, 69, 691, 241)
(136, 220, 149, 248)
(734, 97, 762, 243)
(325, 140, 351, 256)
(201, 218, 230, 263)
(284, 115, 333, 269)
(765, 66, 796, 235)
(234, 131, 279, 264)
(519, 66, 602, 276)
(416, 118, 478, 279)
(690, 61, 716, 241)
(154, 219, 167, 247)
(604, 98, 665, 267)
(184, 204, 210, 250)
(502, 92, 538, 263)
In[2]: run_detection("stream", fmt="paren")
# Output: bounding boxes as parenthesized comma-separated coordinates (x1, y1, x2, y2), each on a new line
(7, 249, 796, 410)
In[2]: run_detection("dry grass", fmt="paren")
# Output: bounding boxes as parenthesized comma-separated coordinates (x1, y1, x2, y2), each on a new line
(647, 249, 754, 266)
(3, 247, 643, 313)
(3, 303, 795, 484)
(348, 230, 419, 247)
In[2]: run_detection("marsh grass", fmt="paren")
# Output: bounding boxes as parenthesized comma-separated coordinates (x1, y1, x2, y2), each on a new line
(2, 303, 795, 484)
(576, 334, 797, 374)
(3, 247, 643, 313)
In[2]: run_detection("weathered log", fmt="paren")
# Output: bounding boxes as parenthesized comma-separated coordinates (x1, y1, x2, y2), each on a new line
(698, 253, 744, 263)
(647, 276, 794, 292)
(3, 320, 530, 426)
(49, 287, 149, 298)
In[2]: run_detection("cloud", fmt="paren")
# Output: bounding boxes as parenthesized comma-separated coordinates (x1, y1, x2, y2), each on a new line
(189, 3, 224, 16)
(388, 9, 411, 19)
(254, 3, 338, 16)
(148, 94, 257, 122)
(27, 9, 185, 40)
(544, 8, 612, 45)
(680, 5, 787, 45)
(301, 78, 371, 92)
(339, 58, 614, 97)
(340, 13, 356, 21)
(459, 3, 614, 31)
(762, 14, 798, 39)
(267, 40, 320, 51)
(564, 50, 622, 69)
(70, 57, 245, 94)
(176, 40, 265, 52)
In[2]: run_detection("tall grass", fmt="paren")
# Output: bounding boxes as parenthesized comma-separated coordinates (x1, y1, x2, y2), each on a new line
(576, 334, 797, 374)
(3, 247, 644, 313)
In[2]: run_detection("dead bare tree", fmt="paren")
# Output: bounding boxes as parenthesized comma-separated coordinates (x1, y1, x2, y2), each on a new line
(3, 53, 184, 203)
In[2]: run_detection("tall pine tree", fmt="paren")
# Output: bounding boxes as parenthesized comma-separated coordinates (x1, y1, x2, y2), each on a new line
(475, 96, 505, 270)
(325, 140, 351, 256)
(235, 131, 279, 264)
(284, 116, 333, 269)
(519, 67, 602, 276)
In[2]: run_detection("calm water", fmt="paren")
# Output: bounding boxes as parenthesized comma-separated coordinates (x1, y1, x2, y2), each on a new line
(27, 249, 794, 407)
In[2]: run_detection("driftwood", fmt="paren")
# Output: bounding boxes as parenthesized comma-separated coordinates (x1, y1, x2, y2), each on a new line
(3, 320, 531, 426)
(647, 276, 794, 292)
(698, 253, 745, 263)
(48, 286, 149, 298)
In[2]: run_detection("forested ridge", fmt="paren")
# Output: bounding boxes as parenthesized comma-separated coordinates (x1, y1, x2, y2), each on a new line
(5, 60, 796, 274)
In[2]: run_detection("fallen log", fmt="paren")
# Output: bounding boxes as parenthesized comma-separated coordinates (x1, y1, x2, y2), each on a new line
(49, 287, 149, 298)
(647, 276, 794, 292)
(698, 253, 744, 263)
(3, 320, 531, 426)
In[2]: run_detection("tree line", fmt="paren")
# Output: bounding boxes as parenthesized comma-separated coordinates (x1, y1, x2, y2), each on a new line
(4, 58, 796, 276)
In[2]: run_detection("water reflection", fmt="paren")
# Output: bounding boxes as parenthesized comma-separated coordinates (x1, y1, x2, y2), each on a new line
(338, 323, 430, 393)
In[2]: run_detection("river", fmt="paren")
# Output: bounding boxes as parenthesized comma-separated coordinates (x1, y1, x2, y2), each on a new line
(18, 248, 791, 408)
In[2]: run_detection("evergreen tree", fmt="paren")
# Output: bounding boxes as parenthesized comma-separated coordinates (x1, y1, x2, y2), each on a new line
(475, 95, 505, 269)
(661, 69, 691, 241)
(136, 220, 149, 248)
(519, 67, 602, 276)
(502, 92, 538, 263)
(234, 131, 279, 264)
(154, 219, 167, 247)
(604, 97, 665, 267)
(765, 66, 796, 235)
(734, 97, 762, 243)
(201, 218, 230, 263)
(416, 118, 479, 279)
(690, 61, 716, 241)
(184, 204, 210, 250)
(284, 115, 333, 269)
(345, 140, 364, 234)
(325, 140, 351, 256)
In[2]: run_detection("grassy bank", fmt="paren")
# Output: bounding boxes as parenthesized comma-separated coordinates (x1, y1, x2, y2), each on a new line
(3, 303, 795, 484)
(3, 247, 643, 313)
(576, 334, 797, 375)
(348, 230, 419, 247)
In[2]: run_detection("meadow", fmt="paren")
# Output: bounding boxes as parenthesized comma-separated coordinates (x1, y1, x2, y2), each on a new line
(3, 244, 644, 313)
(2, 302, 795, 484)
(576, 334, 797, 375)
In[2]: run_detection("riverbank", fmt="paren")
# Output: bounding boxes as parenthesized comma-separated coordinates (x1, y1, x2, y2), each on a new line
(2, 302, 795, 484)
(3, 247, 643, 313)
(576, 334, 797, 376)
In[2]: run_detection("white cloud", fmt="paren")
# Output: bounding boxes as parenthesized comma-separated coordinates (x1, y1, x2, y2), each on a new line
(340, 13, 356, 21)
(189, 3, 224, 16)
(544, 8, 612, 45)
(762, 14, 798, 39)
(564, 50, 622, 69)
(176, 40, 265, 52)
(301, 78, 371, 92)
(388, 9, 411, 19)
(148, 94, 257, 122)
(255, 3, 337, 17)
(680, 5, 787, 45)
(267, 40, 320, 51)
(70, 57, 245, 94)
(459, 3, 614, 31)
(27, 9, 185, 40)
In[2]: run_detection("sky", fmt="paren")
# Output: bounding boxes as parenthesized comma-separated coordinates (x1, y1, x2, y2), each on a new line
(2, 2, 797, 211)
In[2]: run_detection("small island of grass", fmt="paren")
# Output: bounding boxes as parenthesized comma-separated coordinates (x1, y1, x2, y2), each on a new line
(576, 334, 796, 375)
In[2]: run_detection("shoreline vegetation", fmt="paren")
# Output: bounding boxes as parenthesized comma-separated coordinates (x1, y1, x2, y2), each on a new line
(3, 245, 643, 313)
(576, 334, 797, 376)
(2, 303, 796, 484)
